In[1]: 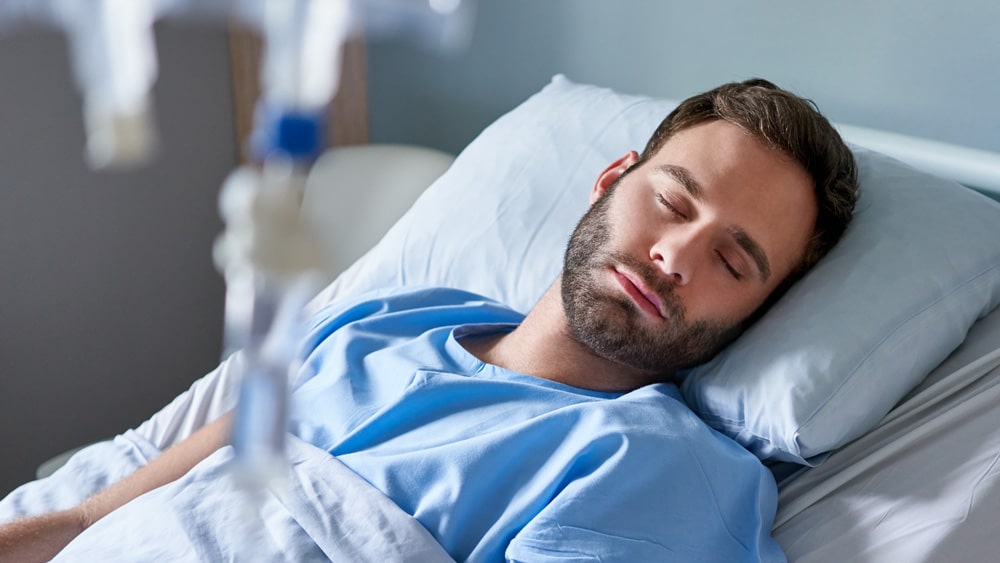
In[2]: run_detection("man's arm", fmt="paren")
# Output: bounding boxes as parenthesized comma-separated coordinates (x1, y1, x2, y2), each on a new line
(0, 413, 231, 563)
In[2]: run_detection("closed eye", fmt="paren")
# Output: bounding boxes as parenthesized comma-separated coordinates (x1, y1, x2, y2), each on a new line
(656, 193, 686, 219)
(716, 251, 744, 280)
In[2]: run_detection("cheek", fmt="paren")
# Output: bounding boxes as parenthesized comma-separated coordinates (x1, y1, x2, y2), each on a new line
(687, 284, 772, 326)
(607, 197, 659, 249)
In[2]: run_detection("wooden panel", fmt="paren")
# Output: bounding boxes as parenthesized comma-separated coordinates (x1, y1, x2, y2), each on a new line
(227, 25, 261, 162)
(227, 26, 369, 162)
(329, 38, 369, 147)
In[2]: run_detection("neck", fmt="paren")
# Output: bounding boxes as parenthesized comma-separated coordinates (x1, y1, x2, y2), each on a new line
(460, 278, 663, 393)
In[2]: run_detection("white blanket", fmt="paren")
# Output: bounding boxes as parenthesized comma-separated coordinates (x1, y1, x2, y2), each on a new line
(0, 351, 455, 562)
(1, 431, 453, 562)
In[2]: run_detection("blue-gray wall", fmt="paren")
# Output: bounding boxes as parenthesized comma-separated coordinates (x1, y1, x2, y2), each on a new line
(367, 1, 1000, 154)
(0, 23, 233, 496)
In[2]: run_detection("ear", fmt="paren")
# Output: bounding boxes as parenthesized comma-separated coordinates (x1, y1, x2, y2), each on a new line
(591, 151, 639, 205)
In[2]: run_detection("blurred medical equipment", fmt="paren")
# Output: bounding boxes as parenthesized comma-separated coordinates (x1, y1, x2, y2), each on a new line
(213, 0, 356, 491)
(0, 0, 162, 169)
(216, 0, 474, 495)
(0, 0, 475, 489)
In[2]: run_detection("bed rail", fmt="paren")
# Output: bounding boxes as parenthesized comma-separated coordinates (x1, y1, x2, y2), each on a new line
(836, 123, 1000, 200)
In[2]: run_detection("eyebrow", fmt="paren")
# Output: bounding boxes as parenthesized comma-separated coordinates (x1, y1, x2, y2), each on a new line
(655, 164, 704, 201)
(656, 164, 772, 282)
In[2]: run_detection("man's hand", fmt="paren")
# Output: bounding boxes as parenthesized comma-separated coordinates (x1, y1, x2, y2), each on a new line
(0, 509, 88, 563)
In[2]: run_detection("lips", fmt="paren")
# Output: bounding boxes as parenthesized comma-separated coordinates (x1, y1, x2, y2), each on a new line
(613, 269, 665, 319)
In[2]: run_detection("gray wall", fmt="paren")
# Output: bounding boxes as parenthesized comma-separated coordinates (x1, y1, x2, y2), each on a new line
(367, 0, 1000, 154)
(0, 23, 234, 495)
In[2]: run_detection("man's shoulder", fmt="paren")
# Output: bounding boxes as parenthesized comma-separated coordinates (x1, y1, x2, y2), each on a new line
(303, 285, 524, 344)
(315, 285, 519, 319)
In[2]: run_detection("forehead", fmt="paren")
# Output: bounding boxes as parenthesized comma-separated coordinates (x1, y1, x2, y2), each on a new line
(646, 120, 817, 280)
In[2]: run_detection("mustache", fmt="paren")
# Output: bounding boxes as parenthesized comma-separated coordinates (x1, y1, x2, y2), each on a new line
(606, 251, 686, 321)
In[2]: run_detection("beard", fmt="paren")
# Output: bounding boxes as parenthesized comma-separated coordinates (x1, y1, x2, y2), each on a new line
(561, 184, 744, 377)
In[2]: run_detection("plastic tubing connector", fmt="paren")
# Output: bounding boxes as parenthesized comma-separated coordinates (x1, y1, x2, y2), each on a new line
(57, 0, 159, 169)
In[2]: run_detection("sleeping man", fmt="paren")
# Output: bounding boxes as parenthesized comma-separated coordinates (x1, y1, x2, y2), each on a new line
(0, 79, 858, 562)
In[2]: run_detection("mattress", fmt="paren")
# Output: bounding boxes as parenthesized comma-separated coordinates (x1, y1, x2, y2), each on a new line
(773, 305, 1000, 561)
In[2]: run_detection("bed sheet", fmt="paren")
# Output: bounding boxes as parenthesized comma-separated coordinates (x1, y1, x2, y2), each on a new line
(1, 431, 454, 562)
(0, 349, 454, 561)
(773, 306, 1000, 562)
(58, 435, 453, 562)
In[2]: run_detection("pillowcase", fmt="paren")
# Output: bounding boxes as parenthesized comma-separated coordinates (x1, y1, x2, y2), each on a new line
(312, 75, 1000, 465)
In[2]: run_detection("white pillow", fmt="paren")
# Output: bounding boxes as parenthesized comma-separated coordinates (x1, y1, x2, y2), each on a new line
(312, 75, 672, 312)
(312, 75, 1000, 465)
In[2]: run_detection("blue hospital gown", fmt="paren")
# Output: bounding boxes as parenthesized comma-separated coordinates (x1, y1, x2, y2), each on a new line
(289, 287, 785, 562)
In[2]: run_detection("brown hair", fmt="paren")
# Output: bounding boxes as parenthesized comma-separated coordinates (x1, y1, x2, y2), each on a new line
(638, 78, 859, 287)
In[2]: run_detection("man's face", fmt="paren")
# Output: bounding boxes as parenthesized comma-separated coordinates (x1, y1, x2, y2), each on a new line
(562, 120, 816, 378)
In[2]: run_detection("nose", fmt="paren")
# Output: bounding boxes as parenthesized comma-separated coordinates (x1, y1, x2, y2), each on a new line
(650, 226, 707, 286)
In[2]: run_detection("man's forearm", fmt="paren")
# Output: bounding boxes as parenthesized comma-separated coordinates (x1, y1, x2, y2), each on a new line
(77, 413, 232, 526)
(0, 413, 231, 561)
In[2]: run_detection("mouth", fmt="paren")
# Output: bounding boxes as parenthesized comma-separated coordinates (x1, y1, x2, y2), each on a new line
(612, 268, 666, 319)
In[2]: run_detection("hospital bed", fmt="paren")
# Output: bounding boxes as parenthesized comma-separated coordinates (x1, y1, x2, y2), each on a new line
(3, 75, 1000, 561)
